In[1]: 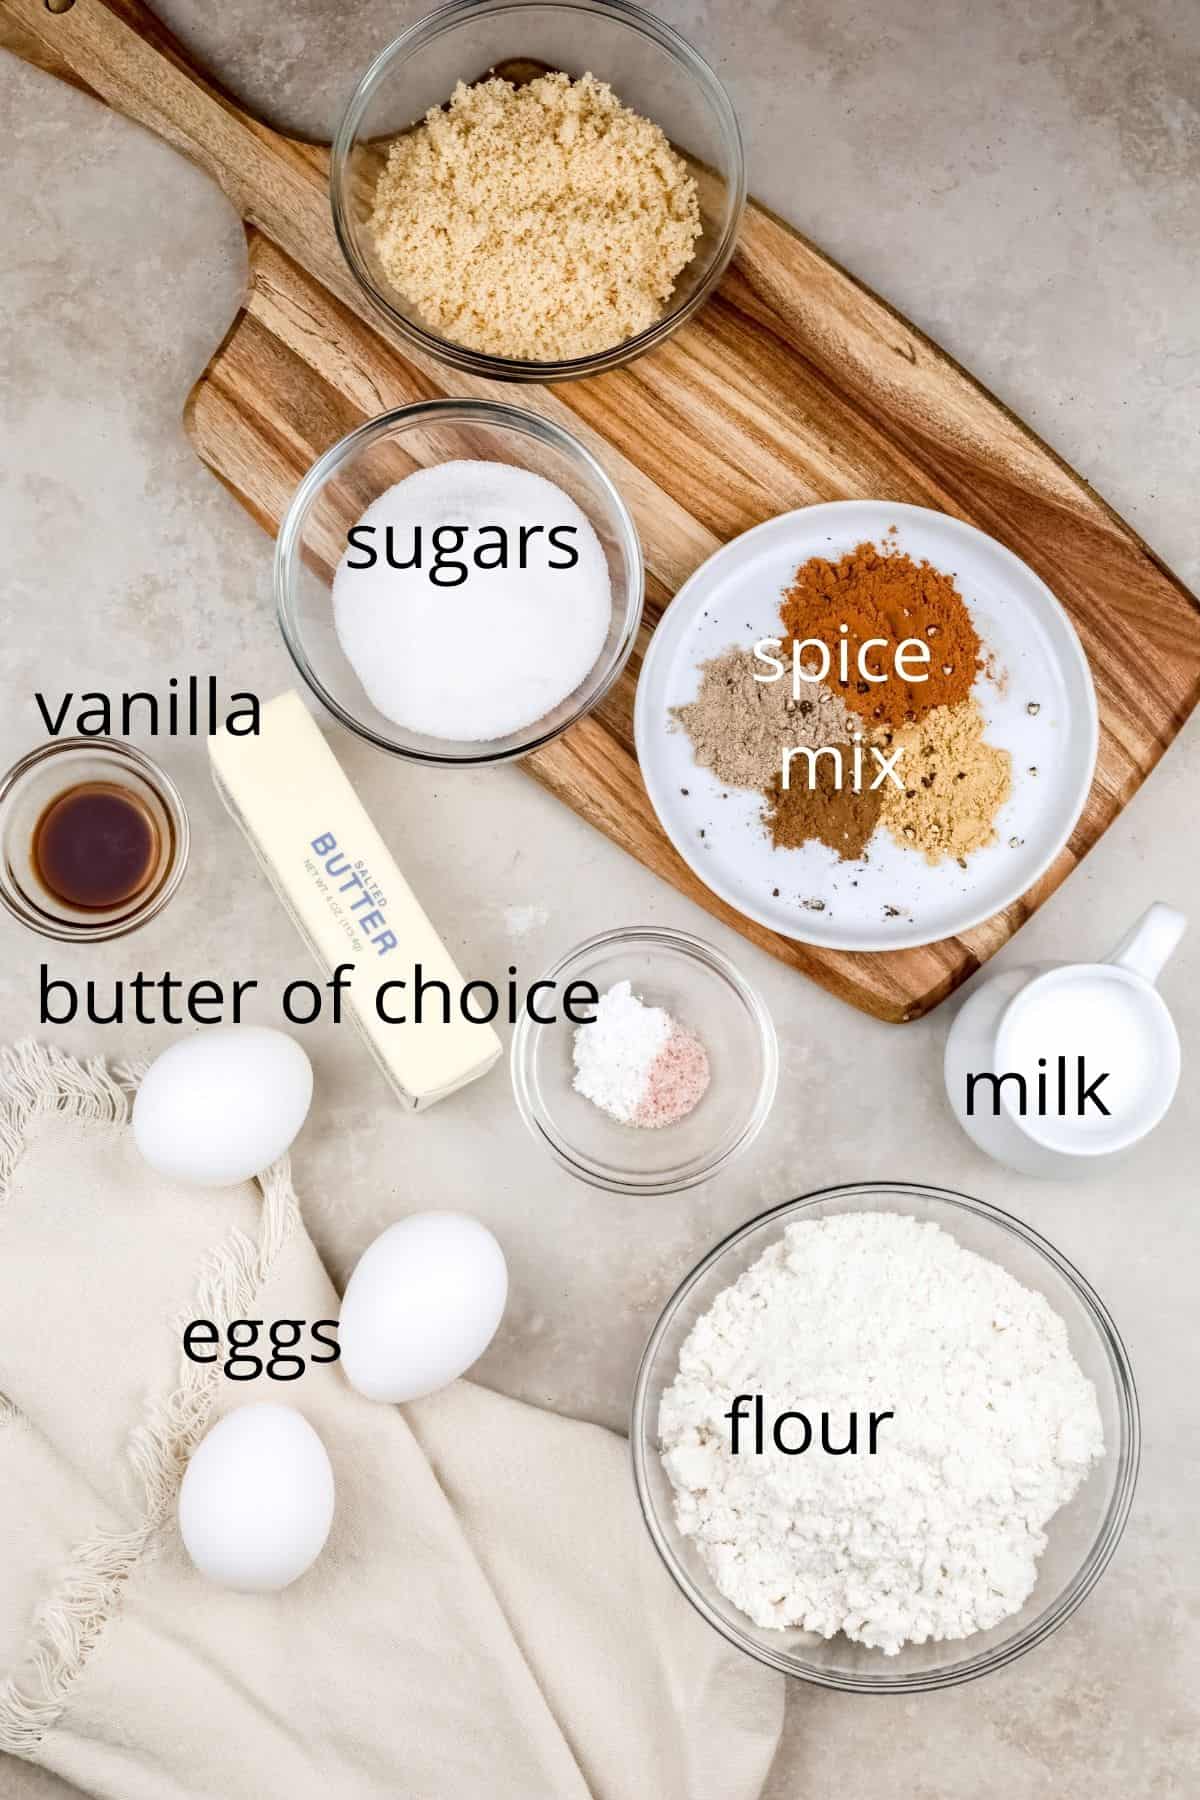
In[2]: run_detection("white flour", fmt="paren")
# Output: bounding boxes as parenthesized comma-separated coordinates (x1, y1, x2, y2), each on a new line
(659, 1212, 1104, 1654)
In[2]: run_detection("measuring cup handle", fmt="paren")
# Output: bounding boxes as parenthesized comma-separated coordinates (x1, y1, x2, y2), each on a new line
(1107, 903, 1187, 985)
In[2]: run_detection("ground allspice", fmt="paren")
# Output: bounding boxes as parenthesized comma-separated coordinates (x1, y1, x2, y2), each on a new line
(778, 539, 982, 729)
(670, 647, 862, 790)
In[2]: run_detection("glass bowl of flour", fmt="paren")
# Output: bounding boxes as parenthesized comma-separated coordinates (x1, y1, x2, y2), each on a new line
(632, 1183, 1138, 1691)
(276, 399, 642, 764)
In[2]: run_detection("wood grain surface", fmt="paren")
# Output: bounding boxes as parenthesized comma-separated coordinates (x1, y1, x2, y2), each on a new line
(5, 0, 1198, 1020)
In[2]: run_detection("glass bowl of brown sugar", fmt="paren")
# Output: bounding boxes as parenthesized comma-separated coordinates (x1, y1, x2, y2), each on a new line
(330, 0, 745, 382)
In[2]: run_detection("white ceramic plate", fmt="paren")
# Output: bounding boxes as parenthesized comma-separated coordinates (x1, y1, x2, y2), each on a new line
(634, 501, 1098, 951)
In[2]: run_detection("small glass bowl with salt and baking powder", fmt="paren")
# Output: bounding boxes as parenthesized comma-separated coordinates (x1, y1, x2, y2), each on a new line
(276, 400, 642, 766)
(510, 927, 778, 1194)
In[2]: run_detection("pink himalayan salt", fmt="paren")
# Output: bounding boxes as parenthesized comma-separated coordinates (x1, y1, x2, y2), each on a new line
(632, 1025, 710, 1129)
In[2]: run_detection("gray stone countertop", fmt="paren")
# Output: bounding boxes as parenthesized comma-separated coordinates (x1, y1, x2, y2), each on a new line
(2, 2, 1197, 1795)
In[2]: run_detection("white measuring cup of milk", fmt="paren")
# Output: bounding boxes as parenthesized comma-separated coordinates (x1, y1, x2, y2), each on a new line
(945, 903, 1186, 1178)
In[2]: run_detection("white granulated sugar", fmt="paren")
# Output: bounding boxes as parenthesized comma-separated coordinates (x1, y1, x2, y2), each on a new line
(572, 980, 671, 1124)
(659, 1212, 1105, 1655)
(332, 460, 612, 742)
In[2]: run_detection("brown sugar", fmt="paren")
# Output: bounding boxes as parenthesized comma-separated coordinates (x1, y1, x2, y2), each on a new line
(370, 72, 701, 362)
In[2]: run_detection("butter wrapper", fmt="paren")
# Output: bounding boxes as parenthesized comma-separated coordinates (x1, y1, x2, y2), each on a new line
(209, 691, 501, 1110)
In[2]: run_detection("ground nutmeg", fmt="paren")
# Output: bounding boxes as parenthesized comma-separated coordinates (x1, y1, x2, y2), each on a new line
(765, 751, 883, 861)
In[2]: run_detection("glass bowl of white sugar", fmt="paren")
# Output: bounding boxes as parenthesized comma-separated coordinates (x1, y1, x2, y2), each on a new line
(632, 1183, 1139, 1692)
(510, 927, 778, 1194)
(276, 399, 642, 764)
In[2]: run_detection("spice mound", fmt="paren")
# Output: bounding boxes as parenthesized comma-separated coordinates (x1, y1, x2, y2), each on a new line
(779, 539, 982, 728)
(659, 1212, 1105, 1655)
(370, 72, 702, 362)
(332, 459, 612, 742)
(573, 980, 710, 1129)
(881, 696, 1011, 863)
(764, 752, 882, 862)
(670, 536, 1014, 874)
(670, 646, 861, 790)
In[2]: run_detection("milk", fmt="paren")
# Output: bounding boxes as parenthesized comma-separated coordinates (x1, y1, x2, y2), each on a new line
(994, 959, 1181, 1158)
(997, 970, 1167, 1153)
(944, 904, 1185, 1179)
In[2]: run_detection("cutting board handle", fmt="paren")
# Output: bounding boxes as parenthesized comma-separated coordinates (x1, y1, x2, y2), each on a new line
(0, 0, 347, 294)
(1, 0, 278, 178)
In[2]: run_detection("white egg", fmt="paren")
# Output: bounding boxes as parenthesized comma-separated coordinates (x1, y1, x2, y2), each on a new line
(133, 1026, 313, 1187)
(178, 1402, 334, 1593)
(339, 1212, 508, 1403)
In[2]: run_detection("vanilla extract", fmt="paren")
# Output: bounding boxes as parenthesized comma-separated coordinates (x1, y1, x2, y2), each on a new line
(33, 783, 158, 910)
(35, 678, 259, 739)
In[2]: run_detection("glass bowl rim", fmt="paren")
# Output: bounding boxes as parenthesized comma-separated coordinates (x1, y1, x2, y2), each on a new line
(510, 924, 780, 1194)
(274, 397, 645, 766)
(630, 1178, 1140, 1692)
(0, 736, 191, 943)
(329, 0, 747, 382)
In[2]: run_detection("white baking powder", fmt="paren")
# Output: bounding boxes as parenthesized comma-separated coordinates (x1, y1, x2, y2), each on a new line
(332, 460, 612, 741)
(573, 981, 710, 1129)
(659, 1211, 1104, 1654)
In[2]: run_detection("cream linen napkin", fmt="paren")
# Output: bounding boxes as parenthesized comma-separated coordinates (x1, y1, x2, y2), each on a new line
(0, 1044, 783, 1800)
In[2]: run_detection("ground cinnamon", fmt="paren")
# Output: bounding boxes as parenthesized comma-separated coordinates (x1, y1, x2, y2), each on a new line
(778, 539, 981, 730)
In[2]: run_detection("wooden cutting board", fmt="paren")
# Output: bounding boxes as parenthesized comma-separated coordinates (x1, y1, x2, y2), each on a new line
(6, 0, 1198, 1021)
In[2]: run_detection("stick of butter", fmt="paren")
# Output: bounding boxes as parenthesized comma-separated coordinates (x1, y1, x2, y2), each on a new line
(209, 691, 501, 1110)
